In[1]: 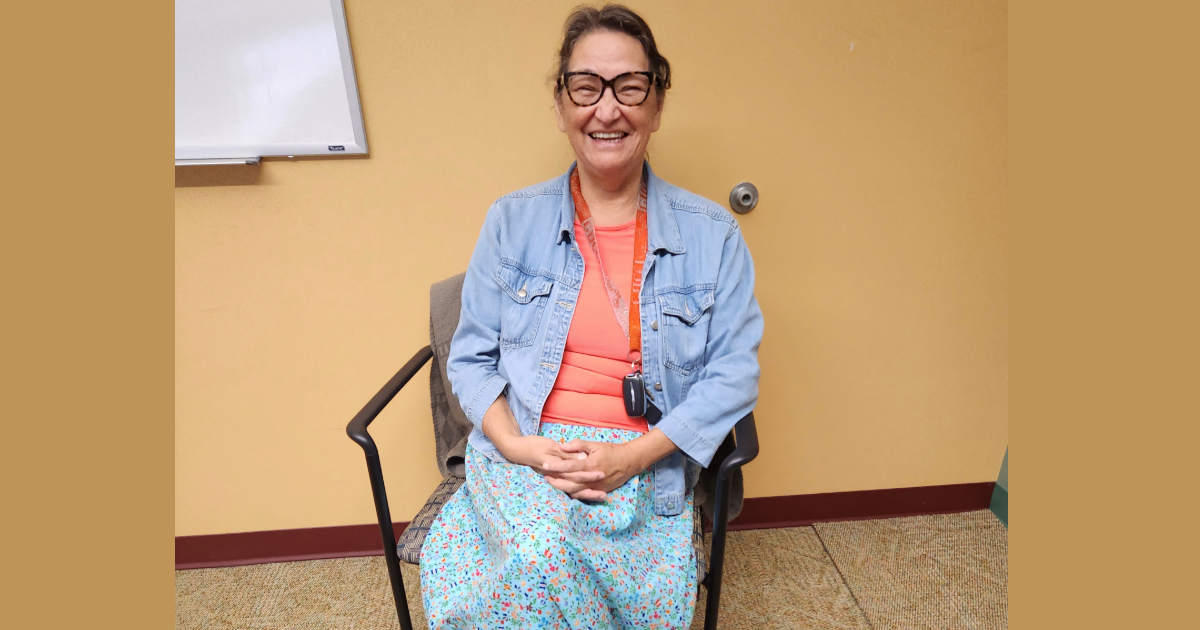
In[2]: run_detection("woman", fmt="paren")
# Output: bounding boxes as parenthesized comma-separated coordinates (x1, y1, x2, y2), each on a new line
(422, 5, 763, 629)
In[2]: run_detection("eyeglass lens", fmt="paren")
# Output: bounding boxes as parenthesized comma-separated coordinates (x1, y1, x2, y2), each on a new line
(566, 73, 652, 106)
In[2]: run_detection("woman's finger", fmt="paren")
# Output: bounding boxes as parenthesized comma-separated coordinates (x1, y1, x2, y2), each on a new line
(540, 456, 593, 473)
(571, 488, 607, 502)
(549, 443, 576, 458)
(543, 469, 605, 483)
(560, 439, 595, 453)
(544, 475, 587, 493)
(540, 458, 605, 481)
(543, 475, 575, 491)
(543, 475, 607, 501)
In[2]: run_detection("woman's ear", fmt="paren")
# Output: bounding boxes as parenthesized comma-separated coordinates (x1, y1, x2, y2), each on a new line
(648, 93, 665, 133)
(554, 94, 568, 133)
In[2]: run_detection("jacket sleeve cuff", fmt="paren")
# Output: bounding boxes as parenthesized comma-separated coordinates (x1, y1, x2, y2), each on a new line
(464, 374, 509, 428)
(655, 411, 720, 468)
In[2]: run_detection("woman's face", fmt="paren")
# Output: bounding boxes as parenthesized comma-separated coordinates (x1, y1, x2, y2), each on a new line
(556, 30, 663, 181)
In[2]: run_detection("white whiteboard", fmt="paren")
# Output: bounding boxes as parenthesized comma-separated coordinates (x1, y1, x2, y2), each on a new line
(175, 0, 368, 162)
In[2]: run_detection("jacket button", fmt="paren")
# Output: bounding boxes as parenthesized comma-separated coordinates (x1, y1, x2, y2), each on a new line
(667, 502, 676, 510)
(651, 320, 658, 331)
(654, 382, 662, 391)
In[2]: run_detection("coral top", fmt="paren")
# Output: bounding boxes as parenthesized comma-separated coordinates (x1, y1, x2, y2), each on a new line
(540, 218, 649, 433)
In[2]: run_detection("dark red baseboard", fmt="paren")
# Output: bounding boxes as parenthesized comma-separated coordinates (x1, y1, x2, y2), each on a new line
(176, 481, 996, 570)
(176, 522, 409, 570)
(724, 481, 996, 531)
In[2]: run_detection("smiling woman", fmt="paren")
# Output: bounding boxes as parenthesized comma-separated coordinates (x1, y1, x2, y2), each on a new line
(420, 4, 764, 629)
(552, 10, 669, 228)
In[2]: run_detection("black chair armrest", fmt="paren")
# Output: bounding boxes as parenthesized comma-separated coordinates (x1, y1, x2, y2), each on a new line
(717, 412, 760, 484)
(344, 345, 434, 630)
(347, 346, 435, 456)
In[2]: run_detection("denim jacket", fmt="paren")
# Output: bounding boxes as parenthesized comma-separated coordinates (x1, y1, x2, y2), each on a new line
(447, 162, 763, 517)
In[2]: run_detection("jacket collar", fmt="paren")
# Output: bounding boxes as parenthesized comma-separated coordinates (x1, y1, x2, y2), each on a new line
(557, 161, 686, 255)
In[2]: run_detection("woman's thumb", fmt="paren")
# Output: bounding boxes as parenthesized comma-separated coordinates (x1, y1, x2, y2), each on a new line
(560, 439, 586, 453)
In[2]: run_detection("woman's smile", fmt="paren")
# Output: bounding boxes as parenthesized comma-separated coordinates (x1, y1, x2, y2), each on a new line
(587, 130, 630, 145)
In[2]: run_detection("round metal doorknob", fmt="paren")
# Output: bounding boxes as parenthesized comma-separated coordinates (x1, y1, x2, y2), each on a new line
(729, 182, 758, 214)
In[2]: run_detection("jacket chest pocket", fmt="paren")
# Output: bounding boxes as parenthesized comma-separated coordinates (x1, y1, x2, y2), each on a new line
(495, 262, 555, 349)
(657, 288, 714, 375)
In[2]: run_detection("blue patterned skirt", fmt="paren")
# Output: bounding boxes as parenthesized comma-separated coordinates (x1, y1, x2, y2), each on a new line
(419, 422, 696, 629)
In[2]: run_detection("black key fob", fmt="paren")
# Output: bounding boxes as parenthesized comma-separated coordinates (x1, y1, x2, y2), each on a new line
(623, 372, 647, 417)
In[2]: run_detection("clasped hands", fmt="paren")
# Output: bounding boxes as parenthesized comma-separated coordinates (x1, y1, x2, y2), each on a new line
(506, 435, 642, 502)
(482, 396, 678, 503)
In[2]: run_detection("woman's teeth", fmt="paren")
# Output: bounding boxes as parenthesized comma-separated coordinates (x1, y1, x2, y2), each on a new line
(589, 132, 627, 140)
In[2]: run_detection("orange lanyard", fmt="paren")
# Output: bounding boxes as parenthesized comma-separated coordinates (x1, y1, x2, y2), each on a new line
(570, 169, 649, 371)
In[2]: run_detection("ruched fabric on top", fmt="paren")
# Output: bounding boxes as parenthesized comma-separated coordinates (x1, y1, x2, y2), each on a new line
(540, 218, 649, 434)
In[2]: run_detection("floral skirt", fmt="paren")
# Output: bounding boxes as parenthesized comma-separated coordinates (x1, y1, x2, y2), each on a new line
(419, 423, 696, 630)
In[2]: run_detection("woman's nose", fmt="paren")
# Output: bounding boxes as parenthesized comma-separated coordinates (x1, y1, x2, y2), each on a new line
(593, 88, 623, 123)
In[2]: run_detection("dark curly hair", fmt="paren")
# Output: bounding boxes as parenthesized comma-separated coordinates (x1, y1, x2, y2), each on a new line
(553, 4, 672, 100)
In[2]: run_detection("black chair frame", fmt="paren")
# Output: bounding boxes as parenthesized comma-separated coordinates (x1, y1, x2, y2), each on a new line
(347, 345, 759, 630)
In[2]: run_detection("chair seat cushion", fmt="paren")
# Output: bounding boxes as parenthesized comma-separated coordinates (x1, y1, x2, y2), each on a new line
(397, 475, 464, 564)
(397, 474, 708, 584)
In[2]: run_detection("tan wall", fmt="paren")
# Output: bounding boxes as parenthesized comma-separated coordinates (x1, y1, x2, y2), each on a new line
(175, 0, 1007, 536)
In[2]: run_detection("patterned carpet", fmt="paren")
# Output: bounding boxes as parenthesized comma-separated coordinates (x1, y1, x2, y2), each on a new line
(814, 511, 1008, 630)
(175, 509, 1007, 629)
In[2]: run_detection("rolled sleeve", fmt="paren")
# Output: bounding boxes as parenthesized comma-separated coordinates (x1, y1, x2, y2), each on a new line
(654, 409, 721, 467)
(464, 374, 508, 427)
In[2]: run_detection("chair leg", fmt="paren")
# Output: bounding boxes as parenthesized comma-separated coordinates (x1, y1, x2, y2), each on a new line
(704, 473, 734, 630)
(365, 452, 414, 630)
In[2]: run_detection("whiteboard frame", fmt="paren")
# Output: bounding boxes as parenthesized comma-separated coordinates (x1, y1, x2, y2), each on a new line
(174, 0, 369, 163)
